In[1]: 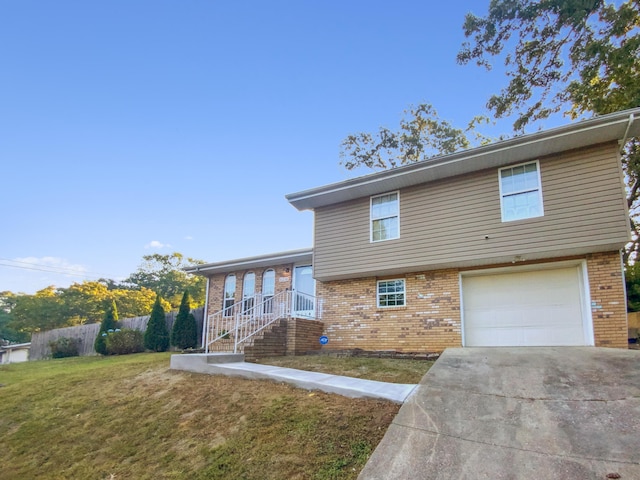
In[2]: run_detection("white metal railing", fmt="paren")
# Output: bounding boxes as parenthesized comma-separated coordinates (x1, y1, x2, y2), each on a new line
(203, 289, 322, 354)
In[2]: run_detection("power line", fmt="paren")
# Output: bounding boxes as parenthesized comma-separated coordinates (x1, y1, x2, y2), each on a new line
(0, 261, 117, 279)
(0, 257, 118, 278)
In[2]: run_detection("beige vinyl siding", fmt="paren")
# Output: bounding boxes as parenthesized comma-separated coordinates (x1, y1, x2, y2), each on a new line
(314, 142, 629, 280)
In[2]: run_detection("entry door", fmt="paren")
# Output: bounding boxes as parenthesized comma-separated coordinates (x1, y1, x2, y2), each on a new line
(293, 265, 315, 318)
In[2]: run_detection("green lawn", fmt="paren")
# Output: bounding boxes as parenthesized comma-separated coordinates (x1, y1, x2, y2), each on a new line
(0, 353, 405, 480)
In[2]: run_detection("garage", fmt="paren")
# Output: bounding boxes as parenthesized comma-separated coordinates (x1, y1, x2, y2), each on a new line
(461, 263, 592, 347)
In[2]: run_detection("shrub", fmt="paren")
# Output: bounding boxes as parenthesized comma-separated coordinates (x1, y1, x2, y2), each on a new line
(49, 337, 81, 358)
(94, 300, 120, 355)
(144, 295, 169, 352)
(105, 328, 144, 355)
(170, 291, 198, 349)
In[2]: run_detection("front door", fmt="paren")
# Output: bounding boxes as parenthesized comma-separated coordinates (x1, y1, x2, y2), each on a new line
(293, 265, 315, 318)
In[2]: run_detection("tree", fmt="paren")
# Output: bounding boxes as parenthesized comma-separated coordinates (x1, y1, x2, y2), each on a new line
(625, 262, 640, 311)
(94, 300, 119, 355)
(144, 296, 169, 352)
(9, 287, 70, 334)
(110, 287, 158, 318)
(170, 291, 198, 350)
(340, 103, 493, 171)
(60, 281, 111, 324)
(126, 253, 207, 309)
(457, 0, 640, 260)
(0, 291, 29, 344)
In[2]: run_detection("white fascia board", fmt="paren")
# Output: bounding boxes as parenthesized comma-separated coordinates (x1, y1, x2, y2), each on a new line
(184, 248, 313, 276)
(286, 108, 640, 211)
(0, 342, 31, 350)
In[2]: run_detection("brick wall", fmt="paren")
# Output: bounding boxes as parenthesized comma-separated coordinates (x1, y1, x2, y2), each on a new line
(317, 269, 462, 353)
(206, 263, 294, 316)
(587, 251, 628, 348)
(317, 252, 629, 353)
(286, 318, 324, 355)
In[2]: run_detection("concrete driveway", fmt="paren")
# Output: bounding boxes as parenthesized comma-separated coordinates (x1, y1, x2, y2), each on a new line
(359, 347, 640, 479)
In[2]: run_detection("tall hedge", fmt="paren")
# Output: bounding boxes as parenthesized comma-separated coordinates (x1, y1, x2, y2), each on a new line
(94, 300, 119, 355)
(144, 295, 169, 352)
(170, 291, 198, 349)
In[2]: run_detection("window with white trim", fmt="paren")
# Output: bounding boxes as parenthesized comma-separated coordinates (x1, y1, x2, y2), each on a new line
(242, 272, 256, 312)
(371, 192, 399, 242)
(377, 279, 406, 307)
(262, 269, 275, 314)
(223, 274, 236, 316)
(499, 161, 544, 222)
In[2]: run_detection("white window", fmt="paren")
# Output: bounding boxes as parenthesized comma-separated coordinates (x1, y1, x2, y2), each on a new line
(377, 279, 406, 307)
(371, 192, 399, 242)
(242, 272, 256, 312)
(223, 274, 236, 316)
(262, 269, 275, 314)
(499, 161, 544, 222)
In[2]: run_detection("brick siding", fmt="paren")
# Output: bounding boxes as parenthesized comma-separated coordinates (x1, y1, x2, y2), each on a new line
(587, 251, 628, 348)
(317, 269, 462, 353)
(206, 264, 294, 317)
(318, 252, 628, 353)
(286, 318, 324, 355)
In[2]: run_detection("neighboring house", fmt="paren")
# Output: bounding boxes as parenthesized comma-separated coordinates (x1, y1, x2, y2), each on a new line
(0, 342, 31, 364)
(192, 108, 640, 355)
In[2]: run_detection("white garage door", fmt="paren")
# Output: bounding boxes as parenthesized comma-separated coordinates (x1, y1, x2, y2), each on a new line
(462, 265, 590, 347)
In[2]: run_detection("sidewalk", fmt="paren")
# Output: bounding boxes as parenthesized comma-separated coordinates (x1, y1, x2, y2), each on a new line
(170, 353, 417, 404)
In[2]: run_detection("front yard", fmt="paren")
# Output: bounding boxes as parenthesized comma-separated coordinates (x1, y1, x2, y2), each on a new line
(0, 353, 430, 479)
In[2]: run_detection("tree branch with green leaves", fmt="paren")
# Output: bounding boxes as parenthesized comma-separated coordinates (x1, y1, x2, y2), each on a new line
(340, 104, 494, 171)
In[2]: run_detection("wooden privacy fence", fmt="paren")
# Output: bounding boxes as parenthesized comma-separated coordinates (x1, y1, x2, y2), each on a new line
(29, 307, 204, 361)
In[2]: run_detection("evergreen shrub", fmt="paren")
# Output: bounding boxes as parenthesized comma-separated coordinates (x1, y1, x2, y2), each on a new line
(95, 301, 119, 355)
(170, 291, 198, 349)
(144, 296, 169, 352)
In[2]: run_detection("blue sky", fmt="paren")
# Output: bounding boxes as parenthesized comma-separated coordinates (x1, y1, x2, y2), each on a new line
(0, 1, 567, 294)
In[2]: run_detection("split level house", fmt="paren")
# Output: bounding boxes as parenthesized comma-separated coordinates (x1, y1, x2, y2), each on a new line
(186, 108, 640, 358)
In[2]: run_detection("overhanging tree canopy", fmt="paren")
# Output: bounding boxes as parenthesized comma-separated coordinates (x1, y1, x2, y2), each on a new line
(457, 0, 640, 261)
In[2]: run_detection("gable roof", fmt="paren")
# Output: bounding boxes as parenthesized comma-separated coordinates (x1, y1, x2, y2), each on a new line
(286, 108, 640, 211)
(184, 248, 313, 276)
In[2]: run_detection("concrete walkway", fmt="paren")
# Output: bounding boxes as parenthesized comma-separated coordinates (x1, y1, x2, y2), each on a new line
(359, 347, 640, 479)
(170, 353, 417, 404)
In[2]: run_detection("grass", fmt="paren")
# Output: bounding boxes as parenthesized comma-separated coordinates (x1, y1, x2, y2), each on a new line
(0, 353, 407, 480)
(255, 355, 434, 384)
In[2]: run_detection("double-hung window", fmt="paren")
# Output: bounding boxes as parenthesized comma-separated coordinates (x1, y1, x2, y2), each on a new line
(377, 279, 406, 307)
(371, 192, 399, 242)
(499, 161, 544, 222)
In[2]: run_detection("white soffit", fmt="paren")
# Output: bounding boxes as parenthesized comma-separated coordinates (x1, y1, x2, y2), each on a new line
(286, 108, 640, 211)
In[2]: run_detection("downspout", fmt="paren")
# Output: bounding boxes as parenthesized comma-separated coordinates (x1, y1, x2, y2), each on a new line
(201, 271, 210, 349)
(620, 113, 634, 154)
